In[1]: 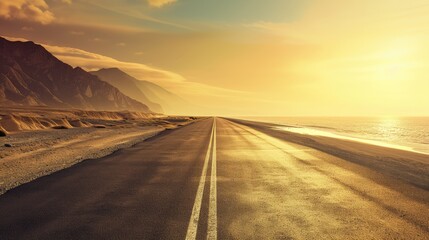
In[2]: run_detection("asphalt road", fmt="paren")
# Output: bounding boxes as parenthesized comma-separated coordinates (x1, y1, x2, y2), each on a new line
(0, 118, 428, 239)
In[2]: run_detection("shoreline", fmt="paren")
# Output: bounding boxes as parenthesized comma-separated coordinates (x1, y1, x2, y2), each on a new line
(237, 116, 429, 156)
(228, 118, 429, 191)
(275, 125, 429, 155)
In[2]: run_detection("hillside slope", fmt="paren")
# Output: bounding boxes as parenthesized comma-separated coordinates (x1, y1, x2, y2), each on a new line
(0, 37, 151, 112)
(91, 68, 190, 114)
(90, 68, 163, 113)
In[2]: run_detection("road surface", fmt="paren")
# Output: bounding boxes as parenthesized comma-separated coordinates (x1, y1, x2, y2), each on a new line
(0, 118, 428, 239)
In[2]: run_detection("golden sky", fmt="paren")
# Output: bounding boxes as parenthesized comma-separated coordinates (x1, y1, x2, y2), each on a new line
(1, 0, 429, 116)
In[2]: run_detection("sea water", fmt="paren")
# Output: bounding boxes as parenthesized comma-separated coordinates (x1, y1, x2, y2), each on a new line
(239, 116, 429, 154)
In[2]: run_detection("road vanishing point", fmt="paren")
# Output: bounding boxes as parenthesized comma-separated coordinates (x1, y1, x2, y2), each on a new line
(0, 118, 428, 239)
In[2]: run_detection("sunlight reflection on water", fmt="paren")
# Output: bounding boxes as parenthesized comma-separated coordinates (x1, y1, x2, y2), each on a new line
(241, 116, 429, 154)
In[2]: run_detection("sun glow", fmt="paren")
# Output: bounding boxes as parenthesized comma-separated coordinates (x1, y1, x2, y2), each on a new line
(371, 39, 416, 82)
(2, 0, 428, 116)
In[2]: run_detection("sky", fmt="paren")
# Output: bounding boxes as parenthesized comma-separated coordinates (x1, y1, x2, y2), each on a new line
(1, 0, 429, 116)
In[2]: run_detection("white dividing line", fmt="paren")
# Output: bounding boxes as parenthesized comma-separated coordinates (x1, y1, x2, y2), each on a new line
(185, 118, 215, 240)
(207, 118, 217, 240)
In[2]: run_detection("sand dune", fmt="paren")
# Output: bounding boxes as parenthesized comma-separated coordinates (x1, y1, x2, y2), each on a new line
(0, 106, 163, 133)
(0, 106, 199, 194)
(1, 114, 76, 132)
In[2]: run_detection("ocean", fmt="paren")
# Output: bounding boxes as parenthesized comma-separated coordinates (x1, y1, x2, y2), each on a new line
(239, 116, 429, 155)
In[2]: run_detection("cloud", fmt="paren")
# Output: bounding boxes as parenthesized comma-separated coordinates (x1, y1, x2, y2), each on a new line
(78, 1, 191, 31)
(70, 31, 84, 35)
(0, 0, 55, 24)
(42, 43, 183, 82)
(21, 26, 34, 31)
(147, 0, 177, 8)
(2, 36, 29, 42)
(1, 36, 185, 85)
(3, 35, 259, 115)
(41, 41, 254, 113)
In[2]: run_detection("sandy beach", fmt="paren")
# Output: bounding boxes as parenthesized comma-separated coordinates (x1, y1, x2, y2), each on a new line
(228, 118, 429, 191)
(0, 106, 199, 195)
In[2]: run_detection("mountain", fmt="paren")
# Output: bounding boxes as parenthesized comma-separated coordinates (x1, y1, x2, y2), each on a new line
(0, 37, 151, 112)
(91, 68, 191, 115)
(89, 68, 163, 113)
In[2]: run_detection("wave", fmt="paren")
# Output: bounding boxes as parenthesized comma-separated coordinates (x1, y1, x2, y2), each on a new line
(302, 125, 337, 131)
(276, 126, 429, 155)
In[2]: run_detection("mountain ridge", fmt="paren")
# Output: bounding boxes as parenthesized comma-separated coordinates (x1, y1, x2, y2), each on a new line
(91, 68, 191, 115)
(0, 37, 152, 112)
(90, 68, 164, 113)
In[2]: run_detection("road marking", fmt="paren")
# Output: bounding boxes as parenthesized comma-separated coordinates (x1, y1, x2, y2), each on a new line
(185, 118, 215, 240)
(207, 119, 217, 240)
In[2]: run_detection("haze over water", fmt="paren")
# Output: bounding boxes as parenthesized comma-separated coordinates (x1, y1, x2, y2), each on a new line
(241, 116, 429, 154)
